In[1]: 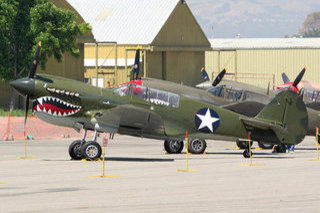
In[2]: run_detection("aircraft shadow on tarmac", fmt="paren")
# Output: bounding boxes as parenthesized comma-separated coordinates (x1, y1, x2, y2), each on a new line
(295, 147, 318, 151)
(204, 152, 295, 159)
(0, 187, 82, 198)
(42, 157, 174, 162)
(102, 157, 174, 162)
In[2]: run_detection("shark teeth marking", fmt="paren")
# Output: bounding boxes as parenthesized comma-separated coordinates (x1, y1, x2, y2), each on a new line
(38, 98, 43, 105)
(34, 96, 82, 118)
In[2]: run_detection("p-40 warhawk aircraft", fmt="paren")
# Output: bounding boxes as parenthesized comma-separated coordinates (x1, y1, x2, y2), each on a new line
(194, 67, 320, 151)
(11, 43, 308, 160)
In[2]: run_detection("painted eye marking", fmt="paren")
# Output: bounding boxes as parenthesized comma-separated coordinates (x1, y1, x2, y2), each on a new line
(33, 96, 82, 117)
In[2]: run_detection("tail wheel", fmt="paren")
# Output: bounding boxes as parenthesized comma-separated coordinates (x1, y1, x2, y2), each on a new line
(188, 138, 206, 154)
(243, 149, 252, 158)
(68, 140, 83, 160)
(164, 140, 184, 154)
(258, 142, 274, 149)
(236, 141, 253, 149)
(81, 141, 102, 160)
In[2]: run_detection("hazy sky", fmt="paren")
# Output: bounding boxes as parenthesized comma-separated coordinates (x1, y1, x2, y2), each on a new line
(187, 0, 320, 38)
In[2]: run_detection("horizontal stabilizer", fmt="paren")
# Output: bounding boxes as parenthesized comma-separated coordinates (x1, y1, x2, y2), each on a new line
(240, 117, 287, 134)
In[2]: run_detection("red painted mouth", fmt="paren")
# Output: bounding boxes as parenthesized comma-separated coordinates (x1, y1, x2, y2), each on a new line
(33, 96, 81, 117)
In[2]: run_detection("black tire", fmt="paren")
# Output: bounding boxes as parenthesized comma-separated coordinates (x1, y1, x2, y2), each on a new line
(258, 142, 274, 149)
(164, 140, 184, 154)
(236, 141, 253, 149)
(68, 140, 83, 160)
(243, 149, 252, 158)
(188, 138, 206, 154)
(81, 141, 102, 160)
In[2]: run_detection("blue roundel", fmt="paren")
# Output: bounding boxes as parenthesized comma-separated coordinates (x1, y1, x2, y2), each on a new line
(194, 108, 220, 133)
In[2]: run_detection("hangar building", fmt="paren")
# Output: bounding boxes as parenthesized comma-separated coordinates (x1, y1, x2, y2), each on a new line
(206, 38, 320, 89)
(65, 0, 212, 88)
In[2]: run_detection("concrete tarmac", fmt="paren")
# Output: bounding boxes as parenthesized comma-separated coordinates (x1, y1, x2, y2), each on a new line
(0, 136, 320, 213)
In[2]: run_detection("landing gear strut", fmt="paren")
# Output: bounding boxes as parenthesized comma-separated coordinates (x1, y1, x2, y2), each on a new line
(80, 130, 102, 160)
(68, 128, 87, 160)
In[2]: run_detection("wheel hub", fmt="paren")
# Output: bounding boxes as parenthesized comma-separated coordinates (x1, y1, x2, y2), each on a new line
(73, 144, 82, 157)
(86, 145, 98, 158)
(169, 140, 181, 152)
(191, 139, 203, 151)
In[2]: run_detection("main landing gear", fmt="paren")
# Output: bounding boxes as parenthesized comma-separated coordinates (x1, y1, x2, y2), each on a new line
(68, 128, 102, 160)
(164, 138, 207, 154)
(164, 140, 184, 154)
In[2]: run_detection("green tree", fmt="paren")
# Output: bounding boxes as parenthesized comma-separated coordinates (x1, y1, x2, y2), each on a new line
(300, 12, 320, 37)
(0, 0, 91, 110)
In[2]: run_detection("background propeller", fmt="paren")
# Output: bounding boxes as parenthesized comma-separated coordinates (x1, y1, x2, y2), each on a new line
(292, 67, 306, 88)
(281, 73, 290, 83)
(24, 42, 41, 127)
(212, 68, 227, 87)
(132, 46, 140, 80)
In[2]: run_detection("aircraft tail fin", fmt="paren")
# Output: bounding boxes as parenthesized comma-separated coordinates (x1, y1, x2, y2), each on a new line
(200, 67, 210, 82)
(241, 90, 308, 145)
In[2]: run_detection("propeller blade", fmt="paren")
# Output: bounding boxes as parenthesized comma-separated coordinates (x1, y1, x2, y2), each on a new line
(29, 42, 42, 79)
(281, 73, 290, 83)
(292, 67, 306, 88)
(212, 68, 227, 87)
(24, 95, 29, 128)
(133, 46, 140, 80)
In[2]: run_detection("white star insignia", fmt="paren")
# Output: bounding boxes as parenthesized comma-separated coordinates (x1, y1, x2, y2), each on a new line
(196, 108, 219, 132)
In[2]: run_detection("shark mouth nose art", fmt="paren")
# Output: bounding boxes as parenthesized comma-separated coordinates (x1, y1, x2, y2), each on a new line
(33, 96, 82, 117)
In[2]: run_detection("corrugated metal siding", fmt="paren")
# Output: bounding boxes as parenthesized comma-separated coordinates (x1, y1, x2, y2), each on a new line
(210, 38, 320, 50)
(206, 49, 320, 88)
(66, 0, 179, 43)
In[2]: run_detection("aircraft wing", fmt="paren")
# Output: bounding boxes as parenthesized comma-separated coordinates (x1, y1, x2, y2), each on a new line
(220, 101, 266, 117)
(87, 108, 121, 133)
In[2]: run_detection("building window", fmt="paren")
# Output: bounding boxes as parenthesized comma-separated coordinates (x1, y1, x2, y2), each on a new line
(92, 77, 104, 88)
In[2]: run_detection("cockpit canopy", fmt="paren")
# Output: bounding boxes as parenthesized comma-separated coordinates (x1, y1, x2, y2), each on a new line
(207, 85, 243, 101)
(113, 84, 180, 108)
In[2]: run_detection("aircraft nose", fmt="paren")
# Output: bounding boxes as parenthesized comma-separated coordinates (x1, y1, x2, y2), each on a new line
(10, 77, 35, 96)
